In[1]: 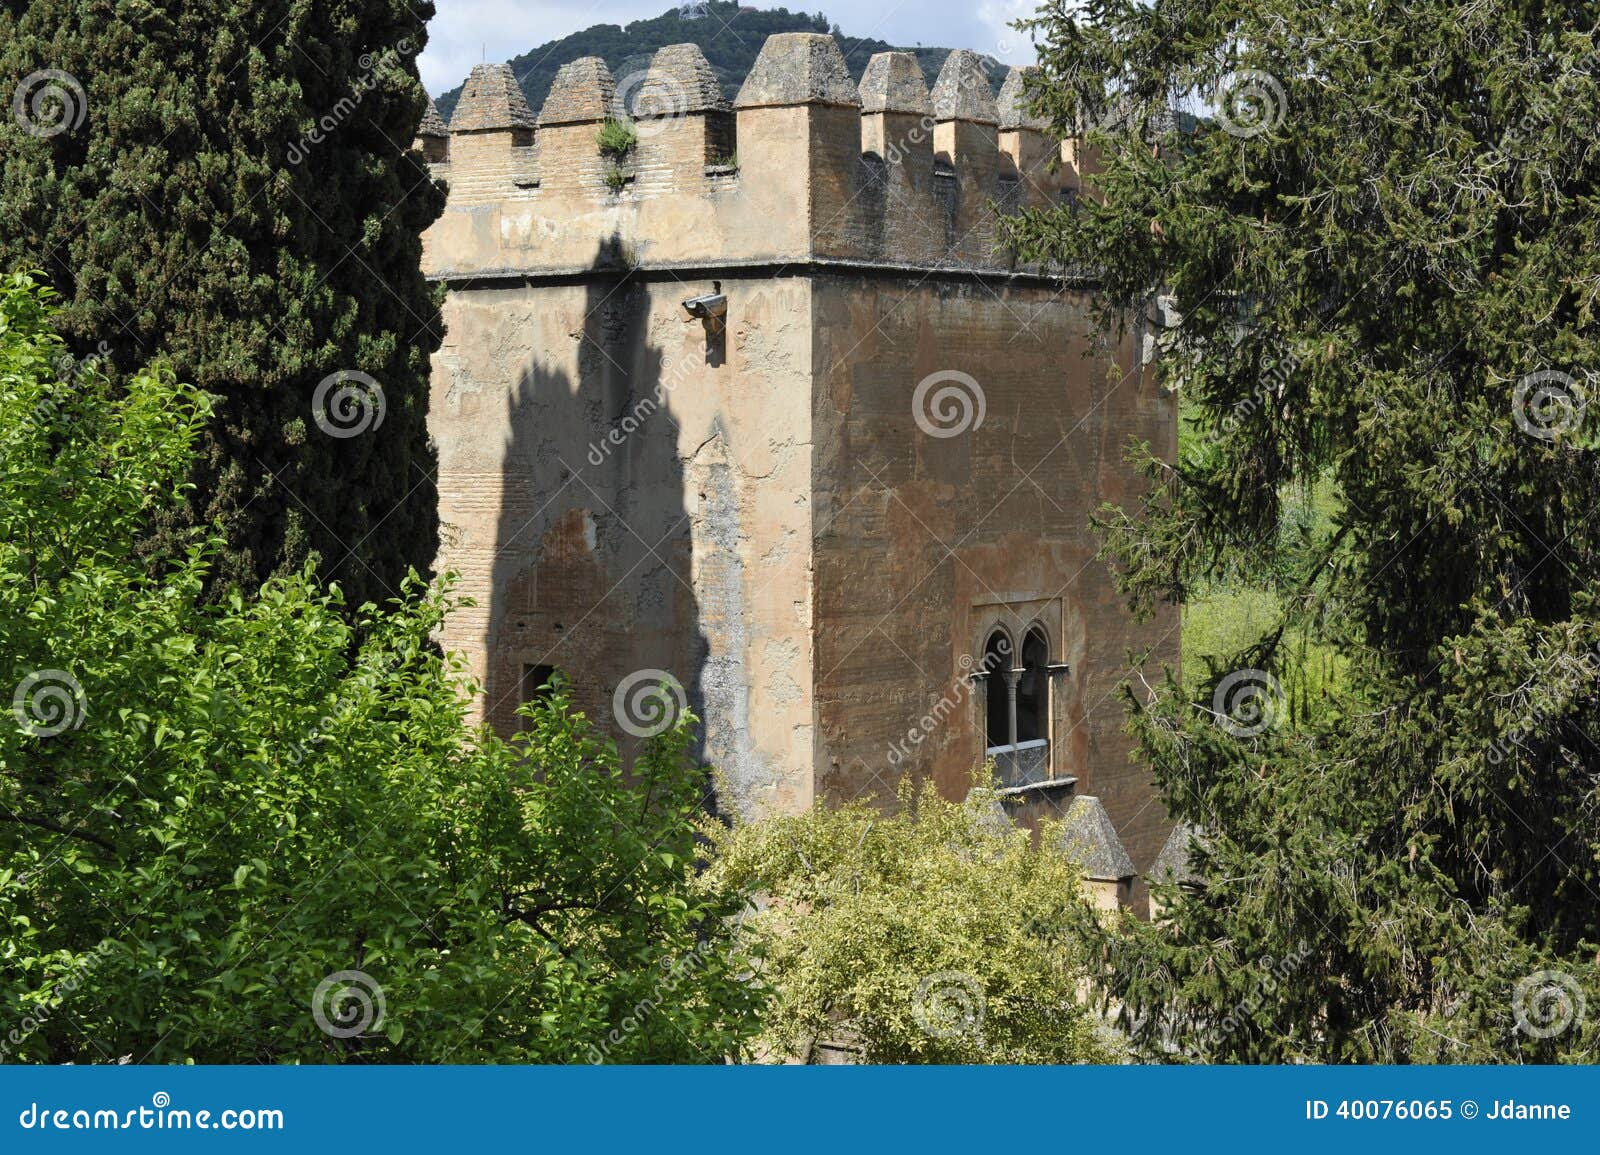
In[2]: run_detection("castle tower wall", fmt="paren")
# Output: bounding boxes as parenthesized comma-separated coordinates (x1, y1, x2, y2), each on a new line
(808, 274, 1179, 880)
(998, 67, 1058, 211)
(429, 270, 818, 818)
(444, 63, 537, 207)
(856, 53, 944, 265)
(931, 50, 1002, 264)
(419, 32, 1175, 889)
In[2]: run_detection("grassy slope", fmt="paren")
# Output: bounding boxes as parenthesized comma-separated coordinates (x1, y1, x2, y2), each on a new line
(1178, 395, 1350, 719)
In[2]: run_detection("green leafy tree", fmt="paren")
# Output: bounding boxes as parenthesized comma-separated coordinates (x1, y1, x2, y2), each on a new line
(0, 0, 445, 606)
(708, 775, 1115, 1063)
(1007, 0, 1600, 1061)
(0, 275, 762, 1063)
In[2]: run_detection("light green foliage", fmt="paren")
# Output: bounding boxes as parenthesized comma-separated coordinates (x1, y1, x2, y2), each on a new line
(708, 775, 1114, 1064)
(597, 118, 638, 158)
(1182, 469, 1351, 715)
(0, 275, 762, 1063)
(1007, 0, 1600, 1061)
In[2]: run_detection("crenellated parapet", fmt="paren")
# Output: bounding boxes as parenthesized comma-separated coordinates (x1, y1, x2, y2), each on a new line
(420, 34, 1088, 282)
(436, 63, 538, 205)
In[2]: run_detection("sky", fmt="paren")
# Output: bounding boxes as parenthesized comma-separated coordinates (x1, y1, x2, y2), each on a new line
(417, 0, 1043, 95)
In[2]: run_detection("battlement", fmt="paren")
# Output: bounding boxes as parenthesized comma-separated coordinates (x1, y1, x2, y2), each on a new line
(418, 34, 1094, 282)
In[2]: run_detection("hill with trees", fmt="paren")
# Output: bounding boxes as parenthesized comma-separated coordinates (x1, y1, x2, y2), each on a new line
(434, 2, 1003, 121)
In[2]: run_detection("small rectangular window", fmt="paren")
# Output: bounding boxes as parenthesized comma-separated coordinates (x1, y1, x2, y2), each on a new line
(520, 664, 558, 728)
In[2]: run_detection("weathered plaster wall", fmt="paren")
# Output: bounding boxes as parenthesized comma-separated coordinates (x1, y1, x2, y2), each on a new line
(809, 274, 1181, 876)
(428, 273, 816, 817)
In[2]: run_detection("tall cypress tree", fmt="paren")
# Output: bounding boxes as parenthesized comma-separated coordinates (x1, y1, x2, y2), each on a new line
(0, 0, 444, 606)
(1009, 0, 1600, 1061)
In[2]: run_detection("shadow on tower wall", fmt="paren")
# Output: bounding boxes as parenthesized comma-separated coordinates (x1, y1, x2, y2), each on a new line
(478, 233, 713, 777)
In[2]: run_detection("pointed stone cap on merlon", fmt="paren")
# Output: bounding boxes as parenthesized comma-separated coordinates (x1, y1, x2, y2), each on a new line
(932, 49, 999, 124)
(998, 67, 1049, 132)
(859, 51, 931, 115)
(966, 792, 1014, 841)
(539, 56, 617, 126)
(418, 95, 449, 139)
(1150, 821, 1205, 886)
(1055, 796, 1136, 881)
(735, 33, 860, 109)
(450, 63, 536, 133)
(636, 43, 729, 117)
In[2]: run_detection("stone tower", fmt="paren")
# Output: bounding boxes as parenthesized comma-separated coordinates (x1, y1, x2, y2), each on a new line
(417, 34, 1179, 898)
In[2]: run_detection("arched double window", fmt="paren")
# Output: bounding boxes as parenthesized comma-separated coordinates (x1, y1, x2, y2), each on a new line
(1015, 629, 1050, 744)
(982, 627, 1052, 751)
(980, 626, 1056, 786)
(982, 629, 1014, 751)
